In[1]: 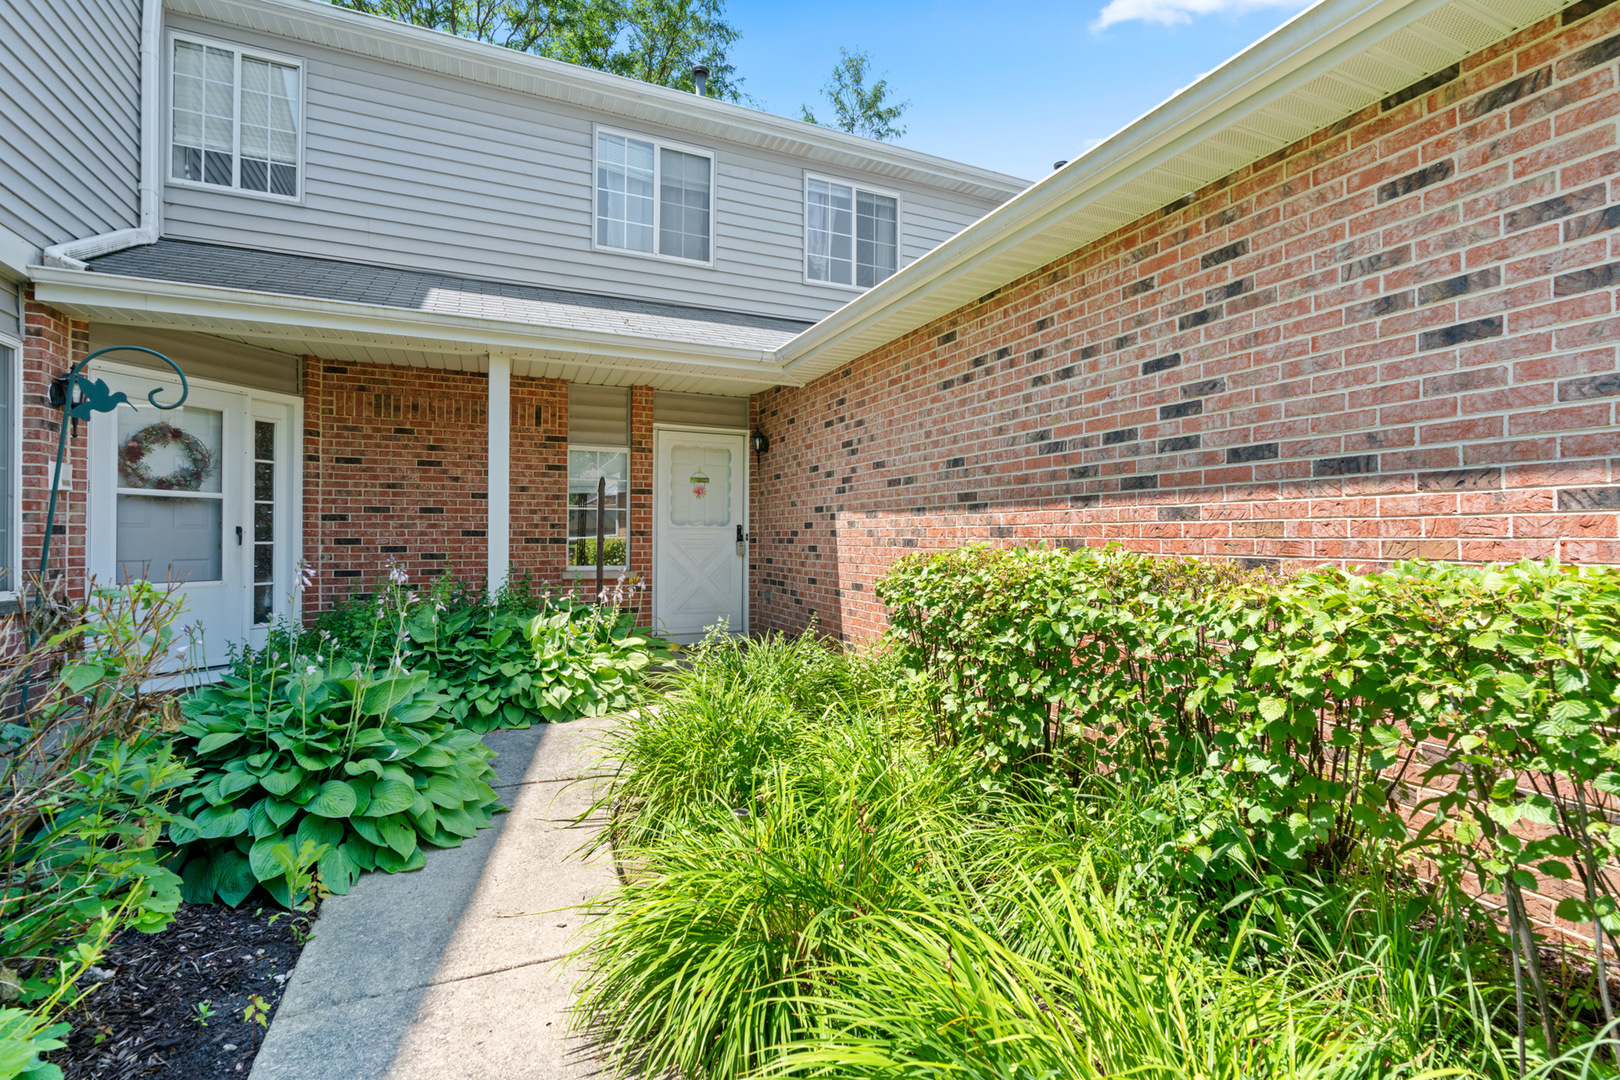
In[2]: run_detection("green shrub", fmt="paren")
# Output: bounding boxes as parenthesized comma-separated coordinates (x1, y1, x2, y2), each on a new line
(879, 545, 1620, 1058)
(171, 659, 500, 906)
(416, 605, 666, 731)
(568, 537, 627, 568)
(0, 583, 193, 992)
(275, 571, 666, 732)
(581, 630, 1560, 1079)
(0, 1007, 68, 1080)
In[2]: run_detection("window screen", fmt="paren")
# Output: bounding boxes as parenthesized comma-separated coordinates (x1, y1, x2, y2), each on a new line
(596, 130, 712, 262)
(172, 38, 300, 197)
(807, 178, 897, 288)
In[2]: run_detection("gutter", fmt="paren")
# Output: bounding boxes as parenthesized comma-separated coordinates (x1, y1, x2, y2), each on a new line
(42, 0, 164, 270)
(29, 266, 799, 386)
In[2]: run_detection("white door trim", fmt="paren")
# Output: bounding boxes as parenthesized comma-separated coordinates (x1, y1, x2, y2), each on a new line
(87, 359, 304, 657)
(651, 426, 749, 639)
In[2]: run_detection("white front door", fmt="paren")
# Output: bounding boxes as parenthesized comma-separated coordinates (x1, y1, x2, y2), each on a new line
(653, 429, 747, 641)
(89, 367, 297, 669)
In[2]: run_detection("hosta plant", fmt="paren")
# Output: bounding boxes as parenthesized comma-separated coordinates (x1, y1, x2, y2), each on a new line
(280, 570, 668, 732)
(399, 600, 666, 731)
(171, 659, 501, 907)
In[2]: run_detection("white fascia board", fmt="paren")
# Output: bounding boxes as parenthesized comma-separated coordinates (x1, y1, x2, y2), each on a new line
(29, 267, 798, 386)
(774, 0, 1557, 381)
(168, 0, 1029, 201)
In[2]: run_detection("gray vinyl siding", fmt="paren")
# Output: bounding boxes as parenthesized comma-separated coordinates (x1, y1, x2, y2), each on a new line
(654, 392, 748, 430)
(160, 15, 1003, 325)
(568, 385, 630, 445)
(0, 0, 141, 248)
(0, 279, 18, 339)
(87, 325, 301, 397)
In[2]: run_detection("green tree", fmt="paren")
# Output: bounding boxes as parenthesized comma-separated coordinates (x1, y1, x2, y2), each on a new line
(800, 48, 909, 141)
(332, 0, 746, 100)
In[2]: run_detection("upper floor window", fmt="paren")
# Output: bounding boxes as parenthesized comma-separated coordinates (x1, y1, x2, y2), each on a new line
(171, 36, 302, 199)
(805, 176, 898, 289)
(595, 129, 712, 263)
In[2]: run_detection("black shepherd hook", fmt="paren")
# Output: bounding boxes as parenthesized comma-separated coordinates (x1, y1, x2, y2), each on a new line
(38, 346, 189, 581)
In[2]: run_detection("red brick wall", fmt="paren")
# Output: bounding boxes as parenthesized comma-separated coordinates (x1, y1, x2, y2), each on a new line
(21, 294, 87, 598)
(752, 3, 1620, 642)
(302, 360, 491, 611)
(509, 374, 569, 591)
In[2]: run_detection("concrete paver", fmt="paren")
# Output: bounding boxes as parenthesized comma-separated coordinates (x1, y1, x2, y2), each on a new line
(249, 716, 617, 1080)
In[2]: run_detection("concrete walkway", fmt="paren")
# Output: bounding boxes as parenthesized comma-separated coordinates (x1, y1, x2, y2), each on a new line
(250, 715, 617, 1080)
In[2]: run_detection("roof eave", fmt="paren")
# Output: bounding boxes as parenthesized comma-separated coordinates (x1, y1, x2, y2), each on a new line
(30, 266, 800, 387)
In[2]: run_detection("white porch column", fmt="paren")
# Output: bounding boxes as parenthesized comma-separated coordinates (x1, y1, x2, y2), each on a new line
(486, 353, 511, 597)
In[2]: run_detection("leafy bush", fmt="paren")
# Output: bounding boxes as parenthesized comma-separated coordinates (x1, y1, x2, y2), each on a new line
(568, 537, 626, 568)
(412, 605, 665, 731)
(171, 659, 500, 906)
(0, 1007, 67, 1080)
(0, 583, 192, 992)
(580, 631, 1580, 1080)
(878, 545, 1620, 1058)
(282, 570, 666, 731)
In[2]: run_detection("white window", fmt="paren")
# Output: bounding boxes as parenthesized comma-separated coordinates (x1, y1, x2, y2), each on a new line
(805, 176, 899, 289)
(595, 129, 712, 263)
(171, 35, 302, 199)
(567, 448, 629, 570)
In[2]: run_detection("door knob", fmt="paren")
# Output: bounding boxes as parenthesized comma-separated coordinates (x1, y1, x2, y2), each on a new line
(736, 524, 745, 556)
(236, 525, 244, 546)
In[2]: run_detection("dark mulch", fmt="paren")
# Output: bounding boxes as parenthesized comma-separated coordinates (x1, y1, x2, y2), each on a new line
(50, 900, 317, 1080)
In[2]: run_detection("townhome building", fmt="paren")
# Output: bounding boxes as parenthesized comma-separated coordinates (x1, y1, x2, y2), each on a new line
(7, 0, 1620, 654)
(0, 0, 1023, 661)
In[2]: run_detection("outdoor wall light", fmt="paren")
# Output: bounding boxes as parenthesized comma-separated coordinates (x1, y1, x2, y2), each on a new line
(750, 430, 770, 457)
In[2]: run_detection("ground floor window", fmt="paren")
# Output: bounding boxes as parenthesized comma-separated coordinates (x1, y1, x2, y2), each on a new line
(568, 448, 629, 570)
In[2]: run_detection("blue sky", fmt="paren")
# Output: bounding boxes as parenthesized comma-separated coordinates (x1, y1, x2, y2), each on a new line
(728, 0, 1319, 181)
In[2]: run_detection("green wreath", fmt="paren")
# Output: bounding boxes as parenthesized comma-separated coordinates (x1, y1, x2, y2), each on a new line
(118, 422, 216, 491)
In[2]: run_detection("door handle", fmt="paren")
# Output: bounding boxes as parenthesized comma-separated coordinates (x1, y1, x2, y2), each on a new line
(236, 526, 244, 546)
(736, 524, 746, 557)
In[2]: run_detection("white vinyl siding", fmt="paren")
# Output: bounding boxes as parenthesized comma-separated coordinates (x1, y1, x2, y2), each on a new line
(595, 128, 712, 263)
(171, 34, 302, 199)
(159, 16, 1008, 323)
(806, 175, 898, 289)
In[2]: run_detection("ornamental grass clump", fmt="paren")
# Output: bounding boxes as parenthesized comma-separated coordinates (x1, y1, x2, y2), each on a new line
(579, 651, 985, 1080)
(578, 615, 1620, 1080)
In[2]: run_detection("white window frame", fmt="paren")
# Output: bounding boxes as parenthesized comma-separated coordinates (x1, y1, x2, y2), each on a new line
(0, 329, 21, 601)
(802, 172, 904, 292)
(165, 30, 307, 205)
(565, 444, 631, 574)
(591, 124, 717, 268)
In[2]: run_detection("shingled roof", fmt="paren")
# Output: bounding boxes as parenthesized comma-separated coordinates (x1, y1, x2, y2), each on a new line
(89, 240, 813, 353)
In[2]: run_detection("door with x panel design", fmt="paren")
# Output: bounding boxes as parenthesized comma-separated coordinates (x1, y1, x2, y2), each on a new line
(653, 430, 747, 641)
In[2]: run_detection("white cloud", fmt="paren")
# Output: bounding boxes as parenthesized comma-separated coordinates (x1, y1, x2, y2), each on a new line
(1094, 0, 1312, 30)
